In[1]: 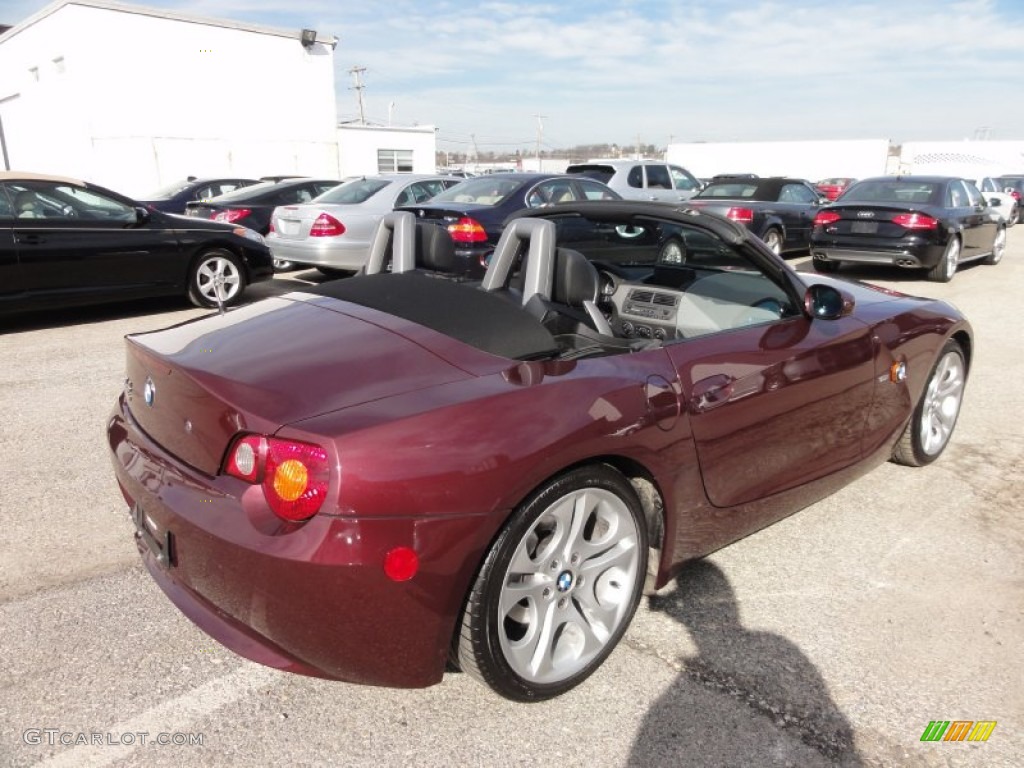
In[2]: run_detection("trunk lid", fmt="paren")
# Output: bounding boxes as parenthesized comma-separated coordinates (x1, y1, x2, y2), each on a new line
(123, 296, 471, 475)
(820, 204, 930, 238)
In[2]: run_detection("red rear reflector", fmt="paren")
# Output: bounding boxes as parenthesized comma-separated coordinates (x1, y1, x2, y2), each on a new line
(383, 547, 419, 582)
(726, 207, 754, 224)
(814, 211, 842, 226)
(213, 208, 251, 223)
(309, 213, 345, 237)
(892, 212, 938, 230)
(448, 217, 487, 243)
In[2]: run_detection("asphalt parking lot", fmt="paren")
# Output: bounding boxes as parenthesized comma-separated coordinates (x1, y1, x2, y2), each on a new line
(1, 238, 1022, 768)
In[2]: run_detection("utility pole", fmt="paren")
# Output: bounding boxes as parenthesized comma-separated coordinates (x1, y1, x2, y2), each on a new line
(348, 66, 367, 125)
(534, 114, 547, 172)
(470, 134, 480, 172)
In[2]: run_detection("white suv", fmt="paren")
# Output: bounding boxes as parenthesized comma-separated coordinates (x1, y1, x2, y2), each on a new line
(565, 160, 702, 203)
(976, 176, 1018, 226)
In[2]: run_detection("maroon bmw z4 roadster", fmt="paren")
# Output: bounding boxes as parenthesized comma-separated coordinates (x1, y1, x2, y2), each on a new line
(108, 202, 972, 701)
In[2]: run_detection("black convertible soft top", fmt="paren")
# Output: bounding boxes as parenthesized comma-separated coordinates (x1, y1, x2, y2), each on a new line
(307, 272, 559, 361)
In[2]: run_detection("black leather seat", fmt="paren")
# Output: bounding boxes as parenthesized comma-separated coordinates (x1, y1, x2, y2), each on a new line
(527, 248, 613, 336)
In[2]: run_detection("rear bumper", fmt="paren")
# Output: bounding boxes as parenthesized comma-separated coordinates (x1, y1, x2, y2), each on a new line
(267, 236, 371, 270)
(107, 399, 489, 689)
(810, 239, 944, 269)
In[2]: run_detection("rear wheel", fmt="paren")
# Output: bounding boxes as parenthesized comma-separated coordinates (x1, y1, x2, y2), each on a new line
(812, 255, 840, 273)
(927, 237, 959, 282)
(188, 250, 245, 308)
(761, 228, 783, 255)
(982, 226, 1006, 265)
(456, 465, 647, 701)
(892, 340, 966, 466)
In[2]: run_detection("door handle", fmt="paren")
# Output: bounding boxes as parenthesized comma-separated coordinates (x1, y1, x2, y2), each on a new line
(690, 374, 734, 412)
(14, 233, 45, 245)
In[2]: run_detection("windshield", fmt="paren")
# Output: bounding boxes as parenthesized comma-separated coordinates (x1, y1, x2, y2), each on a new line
(429, 177, 522, 205)
(841, 180, 939, 205)
(316, 178, 391, 204)
(144, 180, 193, 199)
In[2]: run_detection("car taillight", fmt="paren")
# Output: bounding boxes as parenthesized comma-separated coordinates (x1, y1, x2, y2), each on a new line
(225, 434, 330, 522)
(1009, 190, 1021, 202)
(213, 208, 251, 223)
(892, 212, 938, 230)
(268, 219, 276, 234)
(813, 211, 842, 226)
(309, 213, 345, 237)
(725, 207, 754, 224)
(448, 217, 488, 243)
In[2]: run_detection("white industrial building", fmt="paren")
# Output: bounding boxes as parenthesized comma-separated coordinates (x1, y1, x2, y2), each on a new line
(0, 0, 438, 197)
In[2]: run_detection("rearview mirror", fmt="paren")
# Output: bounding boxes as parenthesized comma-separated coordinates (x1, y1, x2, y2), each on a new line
(804, 284, 854, 320)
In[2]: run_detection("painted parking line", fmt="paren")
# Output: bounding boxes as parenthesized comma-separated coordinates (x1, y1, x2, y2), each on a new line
(31, 666, 279, 768)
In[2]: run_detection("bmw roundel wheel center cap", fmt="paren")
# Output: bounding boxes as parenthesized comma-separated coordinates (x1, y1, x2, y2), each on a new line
(556, 570, 575, 593)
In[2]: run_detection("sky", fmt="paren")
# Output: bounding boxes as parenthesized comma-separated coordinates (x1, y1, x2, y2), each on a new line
(5, 0, 1024, 154)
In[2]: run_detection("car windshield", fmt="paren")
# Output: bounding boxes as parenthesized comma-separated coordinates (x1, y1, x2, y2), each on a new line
(697, 183, 759, 198)
(144, 180, 194, 199)
(566, 166, 615, 184)
(316, 179, 391, 204)
(429, 177, 522, 205)
(841, 180, 939, 205)
(211, 181, 278, 201)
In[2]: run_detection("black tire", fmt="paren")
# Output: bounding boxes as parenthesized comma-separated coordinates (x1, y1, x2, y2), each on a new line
(892, 340, 966, 467)
(982, 226, 1006, 265)
(188, 249, 246, 308)
(316, 266, 352, 279)
(761, 228, 783, 255)
(456, 465, 648, 701)
(812, 255, 840, 273)
(927, 237, 959, 282)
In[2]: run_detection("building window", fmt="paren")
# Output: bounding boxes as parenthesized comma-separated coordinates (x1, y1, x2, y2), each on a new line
(378, 149, 413, 173)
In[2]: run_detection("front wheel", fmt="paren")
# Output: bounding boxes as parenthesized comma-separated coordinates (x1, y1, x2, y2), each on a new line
(188, 250, 246, 308)
(456, 465, 648, 701)
(892, 340, 966, 466)
(982, 227, 1006, 265)
(927, 237, 959, 282)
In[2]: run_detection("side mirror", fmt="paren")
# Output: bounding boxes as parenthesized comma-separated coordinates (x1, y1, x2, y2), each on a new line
(804, 283, 854, 320)
(135, 206, 151, 224)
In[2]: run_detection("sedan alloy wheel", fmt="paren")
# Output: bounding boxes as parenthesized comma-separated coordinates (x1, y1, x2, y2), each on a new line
(189, 250, 245, 307)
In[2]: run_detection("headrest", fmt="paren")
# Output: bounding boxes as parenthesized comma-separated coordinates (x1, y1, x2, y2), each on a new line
(551, 248, 598, 307)
(416, 223, 457, 273)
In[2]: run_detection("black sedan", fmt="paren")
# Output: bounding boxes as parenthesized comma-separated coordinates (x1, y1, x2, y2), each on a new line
(810, 176, 1006, 282)
(398, 173, 621, 274)
(138, 176, 261, 214)
(0, 171, 273, 314)
(184, 178, 341, 235)
(684, 177, 827, 255)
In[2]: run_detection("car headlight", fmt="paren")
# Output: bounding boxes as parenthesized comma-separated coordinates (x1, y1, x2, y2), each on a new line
(233, 227, 266, 246)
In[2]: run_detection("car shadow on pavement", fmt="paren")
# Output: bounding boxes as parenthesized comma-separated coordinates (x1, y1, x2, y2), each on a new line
(791, 256, 987, 284)
(628, 561, 864, 768)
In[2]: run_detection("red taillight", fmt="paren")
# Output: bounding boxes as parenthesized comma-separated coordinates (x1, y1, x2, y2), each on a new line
(725, 207, 754, 224)
(892, 212, 938, 230)
(213, 208, 251, 223)
(309, 213, 346, 237)
(225, 435, 330, 522)
(268, 219, 276, 234)
(813, 211, 842, 226)
(1009, 190, 1021, 202)
(448, 217, 488, 243)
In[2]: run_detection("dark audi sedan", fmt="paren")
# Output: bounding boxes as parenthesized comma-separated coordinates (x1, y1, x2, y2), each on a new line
(810, 176, 1005, 282)
(184, 178, 341, 235)
(109, 201, 972, 701)
(398, 172, 621, 274)
(1, 172, 273, 313)
(685, 177, 827, 255)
